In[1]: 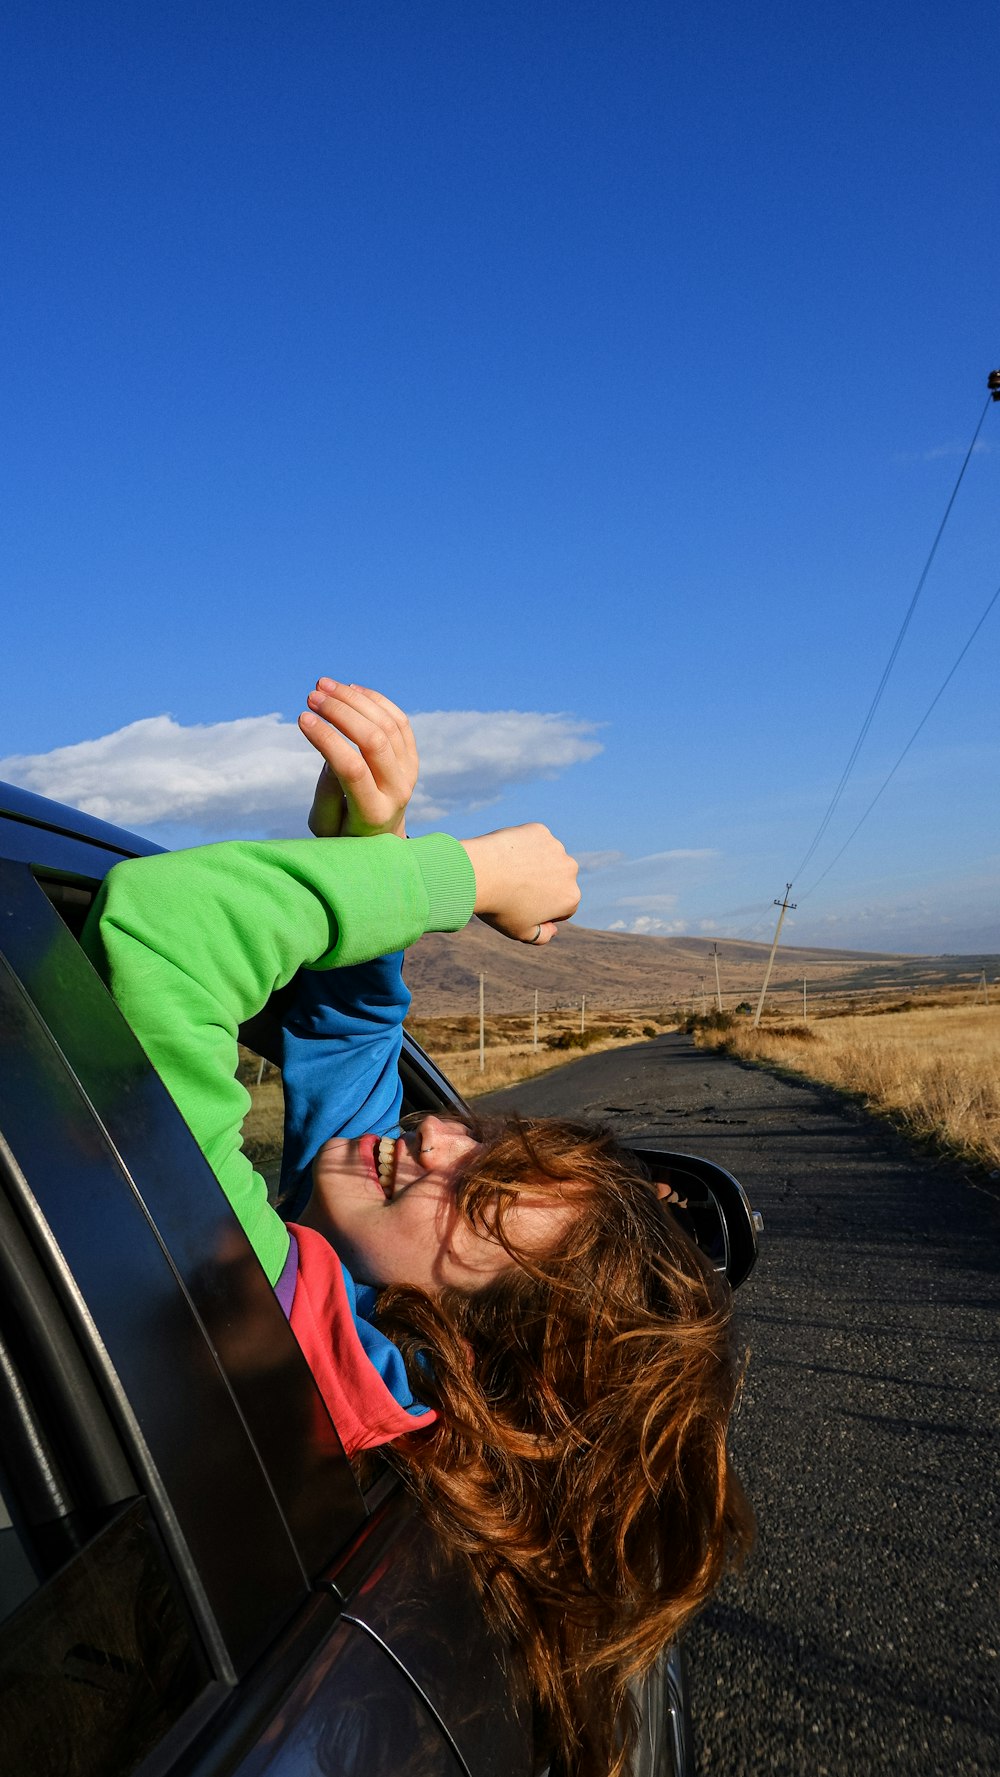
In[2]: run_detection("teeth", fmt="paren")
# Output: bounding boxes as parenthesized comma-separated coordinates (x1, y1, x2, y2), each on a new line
(376, 1136, 397, 1197)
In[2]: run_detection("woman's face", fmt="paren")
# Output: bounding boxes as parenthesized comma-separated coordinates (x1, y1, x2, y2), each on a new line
(301, 1115, 571, 1291)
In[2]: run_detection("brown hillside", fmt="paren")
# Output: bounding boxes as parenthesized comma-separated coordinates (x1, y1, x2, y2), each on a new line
(403, 921, 998, 1017)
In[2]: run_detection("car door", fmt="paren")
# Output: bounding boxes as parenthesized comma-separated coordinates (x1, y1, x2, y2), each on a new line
(0, 784, 718, 1777)
(0, 821, 531, 1776)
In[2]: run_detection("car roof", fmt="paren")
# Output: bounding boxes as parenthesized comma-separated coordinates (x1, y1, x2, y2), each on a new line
(0, 778, 162, 866)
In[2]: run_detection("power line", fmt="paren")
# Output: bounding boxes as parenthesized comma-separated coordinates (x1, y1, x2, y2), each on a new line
(800, 575, 1000, 898)
(791, 389, 994, 883)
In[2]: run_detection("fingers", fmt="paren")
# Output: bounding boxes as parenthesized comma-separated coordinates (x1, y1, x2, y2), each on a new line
(298, 706, 373, 785)
(527, 920, 559, 946)
(303, 681, 416, 792)
(306, 763, 347, 837)
(298, 677, 418, 838)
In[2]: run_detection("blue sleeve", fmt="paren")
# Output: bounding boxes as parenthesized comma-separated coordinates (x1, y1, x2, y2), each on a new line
(277, 952, 410, 1220)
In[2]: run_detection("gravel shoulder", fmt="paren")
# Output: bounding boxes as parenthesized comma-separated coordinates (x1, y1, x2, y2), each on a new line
(478, 1033, 1000, 1777)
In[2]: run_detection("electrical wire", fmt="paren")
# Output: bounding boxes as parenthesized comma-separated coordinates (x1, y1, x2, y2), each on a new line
(791, 393, 994, 883)
(799, 575, 1000, 899)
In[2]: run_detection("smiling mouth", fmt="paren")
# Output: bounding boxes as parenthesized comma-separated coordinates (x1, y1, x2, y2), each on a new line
(375, 1136, 400, 1199)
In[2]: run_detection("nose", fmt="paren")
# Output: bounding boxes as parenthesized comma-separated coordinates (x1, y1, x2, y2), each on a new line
(418, 1116, 474, 1168)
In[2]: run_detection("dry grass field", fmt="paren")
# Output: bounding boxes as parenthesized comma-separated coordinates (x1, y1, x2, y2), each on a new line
(693, 1000, 1000, 1169)
(237, 1012, 669, 1182)
(406, 1010, 670, 1098)
(237, 989, 1000, 1178)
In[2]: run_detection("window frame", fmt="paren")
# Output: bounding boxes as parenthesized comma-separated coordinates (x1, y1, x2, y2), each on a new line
(0, 857, 371, 1676)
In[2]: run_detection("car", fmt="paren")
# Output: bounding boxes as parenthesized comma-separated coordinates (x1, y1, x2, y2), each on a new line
(0, 781, 760, 1777)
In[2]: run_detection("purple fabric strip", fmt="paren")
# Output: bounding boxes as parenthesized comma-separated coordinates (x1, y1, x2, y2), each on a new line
(274, 1233, 299, 1319)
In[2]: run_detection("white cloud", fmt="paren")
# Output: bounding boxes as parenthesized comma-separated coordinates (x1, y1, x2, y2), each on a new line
(0, 707, 602, 838)
(411, 709, 602, 807)
(608, 915, 689, 936)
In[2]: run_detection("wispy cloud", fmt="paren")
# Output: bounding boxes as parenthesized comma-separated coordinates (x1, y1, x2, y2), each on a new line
(578, 846, 718, 874)
(614, 894, 682, 911)
(894, 439, 994, 465)
(922, 439, 993, 462)
(0, 708, 602, 837)
(577, 850, 626, 873)
(629, 848, 718, 865)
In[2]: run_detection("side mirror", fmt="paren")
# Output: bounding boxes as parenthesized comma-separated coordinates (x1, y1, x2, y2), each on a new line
(624, 1146, 763, 1290)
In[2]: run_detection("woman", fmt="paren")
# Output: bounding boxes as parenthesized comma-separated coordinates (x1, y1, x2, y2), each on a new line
(83, 678, 752, 1777)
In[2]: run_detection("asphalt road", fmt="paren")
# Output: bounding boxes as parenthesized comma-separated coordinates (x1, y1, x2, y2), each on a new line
(478, 1033, 1000, 1776)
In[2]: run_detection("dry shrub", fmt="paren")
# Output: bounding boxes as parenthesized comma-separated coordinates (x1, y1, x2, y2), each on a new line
(443, 1026, 656, 1097)
(694, 1005, 1000, 1169)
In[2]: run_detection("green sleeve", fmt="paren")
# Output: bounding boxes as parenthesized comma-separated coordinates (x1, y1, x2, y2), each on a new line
(81, 834, 475, 1284)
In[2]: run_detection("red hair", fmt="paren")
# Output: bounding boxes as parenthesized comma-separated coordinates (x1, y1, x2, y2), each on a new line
(374, 1116, 754, 1777)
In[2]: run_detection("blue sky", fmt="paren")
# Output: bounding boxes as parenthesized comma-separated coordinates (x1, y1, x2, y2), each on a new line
(3, 1, 998, 953)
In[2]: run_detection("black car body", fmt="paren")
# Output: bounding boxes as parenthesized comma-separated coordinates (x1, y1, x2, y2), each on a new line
(0, 783, 759, 1777)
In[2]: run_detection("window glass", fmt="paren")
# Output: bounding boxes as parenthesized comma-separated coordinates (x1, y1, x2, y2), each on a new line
(0, 1470, 38, 1625)
(0, 1498, 211, 1777)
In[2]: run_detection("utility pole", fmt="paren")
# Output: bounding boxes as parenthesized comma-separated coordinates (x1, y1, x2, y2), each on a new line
(803, 977, 808, 1022)
(753, 885, 797, 1029)
(712, 942, 723, 1012)
(699, 976, 707, 1017)
(479, 973, 485, 1072)
(580, 995, 586, 1035)
(979, 969, 989, 1005)
(533, 988, 539, 1051)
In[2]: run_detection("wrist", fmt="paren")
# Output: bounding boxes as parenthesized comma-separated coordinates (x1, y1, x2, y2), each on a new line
(458, 836, 497, 915)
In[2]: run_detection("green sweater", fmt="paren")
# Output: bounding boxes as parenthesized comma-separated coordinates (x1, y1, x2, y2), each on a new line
(81, 834, 476, 1283)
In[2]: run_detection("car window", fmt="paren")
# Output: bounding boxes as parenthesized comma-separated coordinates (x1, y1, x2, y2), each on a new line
(0, 1291, 211, 1777)
(10, 860, 370, 1576)
(39, 869, 289, 1205)
(0, 1474, 37, 1625)
(0, 1497, 211, 1777)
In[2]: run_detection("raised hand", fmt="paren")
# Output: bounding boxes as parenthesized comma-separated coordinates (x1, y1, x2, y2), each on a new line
(459, 823, 581, 945)
(299, 679, 419, 839)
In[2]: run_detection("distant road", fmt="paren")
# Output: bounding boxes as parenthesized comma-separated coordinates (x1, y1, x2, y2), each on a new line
(479, 1034, 1000, 1776)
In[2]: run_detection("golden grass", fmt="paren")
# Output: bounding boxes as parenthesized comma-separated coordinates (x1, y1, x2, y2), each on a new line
(236, 1016, 670, 1171)
(694, 1003, 1000, 1169)
(238, 1060, 285, 1195)
(408, 1010, 670, 1099)
(441, 1033, 648, 1098)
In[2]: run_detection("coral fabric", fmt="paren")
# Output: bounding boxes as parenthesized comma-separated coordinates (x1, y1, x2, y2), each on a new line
(287, 1223, 436, 1455)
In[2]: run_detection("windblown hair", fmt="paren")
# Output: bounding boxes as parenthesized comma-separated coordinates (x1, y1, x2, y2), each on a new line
(374, 1116, 754, 1777)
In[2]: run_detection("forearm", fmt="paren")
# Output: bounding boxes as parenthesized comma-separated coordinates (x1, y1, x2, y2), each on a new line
(278, 951, 412, 1219)
(82, 835, 475, 1282)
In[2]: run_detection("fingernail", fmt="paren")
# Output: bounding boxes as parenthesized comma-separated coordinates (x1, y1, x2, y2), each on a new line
(307, 689, 325, 706)
(300, 711, 317, 727)
(317, 677, 337, 690)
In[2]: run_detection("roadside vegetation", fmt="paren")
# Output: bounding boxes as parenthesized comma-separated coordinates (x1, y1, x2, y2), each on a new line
(405, 1010, 675, 1098)
(237, 1011, 677, 1177)
(689, 1000, 1000, 1170)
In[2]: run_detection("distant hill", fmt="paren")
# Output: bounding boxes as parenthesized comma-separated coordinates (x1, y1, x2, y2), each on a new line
(403, 921, 999, 1017)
